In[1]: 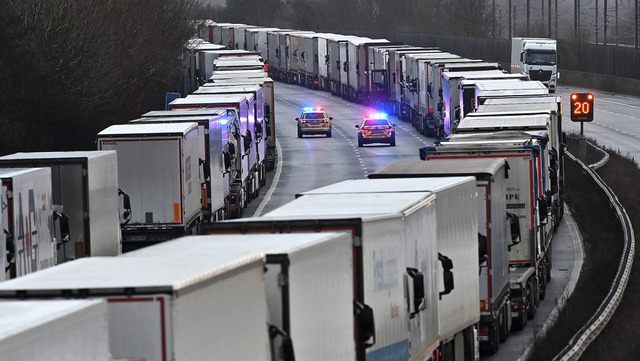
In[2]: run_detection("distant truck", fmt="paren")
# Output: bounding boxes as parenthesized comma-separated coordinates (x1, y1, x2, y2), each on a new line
(1, 168, 55, 280)
(510, 38, 558, 93)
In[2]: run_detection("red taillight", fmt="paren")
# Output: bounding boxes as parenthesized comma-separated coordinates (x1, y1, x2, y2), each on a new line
(314, 80, 319, 85)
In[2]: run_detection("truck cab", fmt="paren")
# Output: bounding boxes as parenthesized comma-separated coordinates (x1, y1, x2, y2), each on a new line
(511, 38, 558, 93)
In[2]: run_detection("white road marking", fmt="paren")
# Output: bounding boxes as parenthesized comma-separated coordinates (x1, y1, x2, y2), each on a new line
(252, 140, 283, 217)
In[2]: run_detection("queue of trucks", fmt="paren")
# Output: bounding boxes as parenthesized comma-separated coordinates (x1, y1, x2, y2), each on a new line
(0, 20, 566, 361)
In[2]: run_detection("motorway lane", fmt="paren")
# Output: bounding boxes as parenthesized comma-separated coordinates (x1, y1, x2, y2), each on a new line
(247, 82, 436, 215)
(556, 85, 640, 161)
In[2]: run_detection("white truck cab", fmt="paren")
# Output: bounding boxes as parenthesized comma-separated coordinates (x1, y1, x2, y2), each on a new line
(510, 38, 558, 93)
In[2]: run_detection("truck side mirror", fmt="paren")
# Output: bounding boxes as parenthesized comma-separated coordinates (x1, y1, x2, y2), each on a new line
(354, 300, 375, 348)
(478, 233, 488, 267)
(223, 151, 232, 171)
(538, 196, 549, 224)
(454, 106, 461, 120)
(507, 212, 521, 251)
(53, 211, 70, 248)
(438, 253, 454, 299)
(406, 267, 425, 318)
(268, 324, 295, 361)
(243, 132, 252, 155)
(118, 189, 132, 227)
(4, 229, 14, 266)
(255, 122, 263, 142)
(325, 55, 330, 65)
(199, 158, 211, 182)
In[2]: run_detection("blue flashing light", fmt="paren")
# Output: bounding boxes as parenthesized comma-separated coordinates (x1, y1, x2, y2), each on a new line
(303, 107, 314, 112)
(367, 112, 388, 119)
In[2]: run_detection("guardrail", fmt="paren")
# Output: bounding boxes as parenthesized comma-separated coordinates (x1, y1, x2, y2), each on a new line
(553, 149, 635, 360)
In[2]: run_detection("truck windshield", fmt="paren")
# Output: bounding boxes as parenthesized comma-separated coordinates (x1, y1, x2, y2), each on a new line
(525, 51, 556, 65)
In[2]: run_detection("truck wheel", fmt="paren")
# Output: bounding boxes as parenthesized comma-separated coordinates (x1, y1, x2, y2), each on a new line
(500, 307, 509, 342)
(488, 321, 500, 355)
(528, 279, 539, 319)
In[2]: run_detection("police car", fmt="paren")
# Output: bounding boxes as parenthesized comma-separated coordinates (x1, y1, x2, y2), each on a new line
(355, 112, 396, 147)
(296, 107, 332, 138)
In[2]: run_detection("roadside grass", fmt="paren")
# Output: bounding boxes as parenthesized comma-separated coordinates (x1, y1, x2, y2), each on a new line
(528, 134, 631, 360)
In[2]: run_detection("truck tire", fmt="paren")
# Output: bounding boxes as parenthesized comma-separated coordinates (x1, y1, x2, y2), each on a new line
(527, 278, 539, 319)
(500, 306, 509, 342)
(488, 321, 500, 355)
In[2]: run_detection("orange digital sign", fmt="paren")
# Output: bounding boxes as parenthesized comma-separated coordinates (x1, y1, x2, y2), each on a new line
(570, 93, 594, 122)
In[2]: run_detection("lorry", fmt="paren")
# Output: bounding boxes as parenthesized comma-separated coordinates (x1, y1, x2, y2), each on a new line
(0, 151, 122, 263)
(298, 178, 480, 361)
(420, 130, 553, 331)
(192, 85, 267, 186)
(124, 232, 355, 361)
(168, 94, 258, 216)
(0, 300, 110, 360)
(367, 44, 412, 110)
(246, 27, 280, 60)
(204, 189, 450, 361)
(476, 95, 565, 224)
(458, 79, 549, 119)
(202, 77, 277, 171)
(213, 56, 265, 72)
(440, 71, 527, 136)
(510, 38, 558, 92)
(0, 253, 271, 361)
(182, 39, 226, 94)
(197, 49, 261, 82)
(97, 123, 203, 251)
(134, 109, 230, 222)
(0, 168, 55, 280)
(369, 158, 514, 354)
(327, 35, 360, 96)
(350, 39, 398, 104)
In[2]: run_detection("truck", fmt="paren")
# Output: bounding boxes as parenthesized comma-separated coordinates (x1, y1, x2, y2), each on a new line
(420, 131, 553, 331)
(298, 178, 480, 361)
(197, 49, 261, 82)
(204, 189, 450, 361)
(207, 69, 269, 83)
(0, 300, 110, 360)
(455, 114, 558, 241)
(458, 79, 549, 119)
(0, 254, 271, 361)
(97, 123, 203, 251)
(124, 232, 355, 361)
(510, 37, 558, 93)
(327, 35, 360, 96)
(168, 94, 258, 216)
(0, 151, 122, 263)
(134, 110, 229, 222)
(440, 71, 527, 136)
(182, 39, 226, 94)
(369, 158, 514, 354)
(351, 39, 398, 104)
(192, 85, 268, 187)
(0, 168, 55, 280)
(367, 44, 412, 110)
(477, 95, 565, 224)
(245, 27, 280, 60)
(202, 77, 277, 171)
(213, 56, 265, 72)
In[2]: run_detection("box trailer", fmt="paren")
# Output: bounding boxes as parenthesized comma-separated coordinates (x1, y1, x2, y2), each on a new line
(246, 27, 280, 60)
(182, 39, 226, 94)
(202, 77, 277, 171)
(420, 131, 552, 330)
(370, 158, 513, 354)
(0, 151, 121, 263)
(193, 84, 268, 184)
(441, 71, 526, 136)
(0, 254, 270, 361)
(0, 300, 110, 360)
(367, 44, 412, 109)
(168, 94, 257, 217)
(134, 110, 229, 222)
(197, 49, 261, 82)
(97, 123, 202, 251)
(204, 191, 443, 361)
(125, 232, 355, 361)
(458, 79, 548, 119)
(298, 178, 480, 360)
(0, 168, 55, 280)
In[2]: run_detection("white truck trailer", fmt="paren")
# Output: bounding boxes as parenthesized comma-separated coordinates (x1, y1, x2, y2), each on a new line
(182, 39, 226, 94)
(125, 232, 355, 361)
(420, 131, 552, 331)
(168, 94, 257, 217)
(352, 39, 396, 104)
(204, 190, 445, 361)
(97, 123, 202, 252)
(135, 110, 229, 222)
(510, 37, 558, 92)
(370, 159, 513, 354)
(202, 77, 277, 171)
(192, 85, 268, 188)
(197, 49, 261, 81)
(441, 71, 526, 136)
(246, 27, 280, 60)
(0, 253, 271, 361)
(299, 178, 480, 361)
(213, 56, 265, 72)
(0, 151, 121, 263)
(477, 95, 565, 224)
(0, 168, 55, 280)
(458, 79, 549, 119)
(388, 48, 441, 119)
(0, 300, 110, 361)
